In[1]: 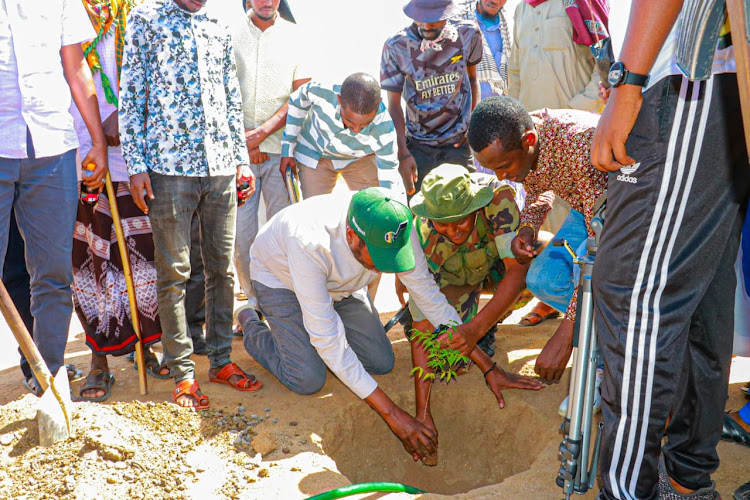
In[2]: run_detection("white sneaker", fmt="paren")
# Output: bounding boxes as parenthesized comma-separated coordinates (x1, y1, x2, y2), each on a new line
(558, 368, 603, 417)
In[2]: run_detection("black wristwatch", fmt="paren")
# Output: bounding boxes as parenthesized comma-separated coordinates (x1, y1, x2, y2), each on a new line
(608, 61, 650, 88)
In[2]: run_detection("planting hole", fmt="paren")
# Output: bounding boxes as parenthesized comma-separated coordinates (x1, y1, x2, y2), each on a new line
(322, 389, 548, 495)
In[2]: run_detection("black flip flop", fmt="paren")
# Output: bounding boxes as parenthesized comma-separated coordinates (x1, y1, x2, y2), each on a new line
(23, 378, 42, 397)
(78, 370, 115, 403)
(65, 364, 84, 382)
(721, 413, 750, 448)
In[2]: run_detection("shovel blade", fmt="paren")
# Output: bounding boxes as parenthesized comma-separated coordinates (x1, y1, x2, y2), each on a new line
(37, 368, 73, 447)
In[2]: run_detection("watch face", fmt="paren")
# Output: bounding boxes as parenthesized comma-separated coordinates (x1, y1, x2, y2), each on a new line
(608, 62, 624, 87)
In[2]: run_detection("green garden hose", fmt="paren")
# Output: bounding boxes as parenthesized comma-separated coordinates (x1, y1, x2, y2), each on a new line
(307, 482, 426, 499)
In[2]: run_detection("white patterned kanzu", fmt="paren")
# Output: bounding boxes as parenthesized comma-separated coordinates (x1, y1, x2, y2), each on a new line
(231, 13, 308, 155)
(119, 0, 249, 177)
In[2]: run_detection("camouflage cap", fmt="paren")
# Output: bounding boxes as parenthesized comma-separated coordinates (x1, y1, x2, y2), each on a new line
(410, 164, 494, 223)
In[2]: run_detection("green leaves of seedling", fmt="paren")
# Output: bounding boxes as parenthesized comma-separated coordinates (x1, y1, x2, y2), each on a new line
(408, 323, 468, 385)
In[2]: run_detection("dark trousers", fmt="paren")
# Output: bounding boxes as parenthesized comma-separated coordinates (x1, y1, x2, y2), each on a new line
(593, 73, 750, 499)
(407, 137, 474, 193)
(186, 212, 206, 343)
(3, 213, 35, 380)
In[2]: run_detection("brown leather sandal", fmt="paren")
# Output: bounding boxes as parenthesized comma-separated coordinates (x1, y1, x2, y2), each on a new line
(209, 362, 262, 392)
(172, 379, 209, 410)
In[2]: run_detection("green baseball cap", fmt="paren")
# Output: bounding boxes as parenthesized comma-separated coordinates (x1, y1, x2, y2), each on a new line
(347, 188, 415, 274)
(410, 163, 494, 223)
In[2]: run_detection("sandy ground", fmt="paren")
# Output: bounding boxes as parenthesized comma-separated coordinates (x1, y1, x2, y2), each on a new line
(0, 278, 749, 499)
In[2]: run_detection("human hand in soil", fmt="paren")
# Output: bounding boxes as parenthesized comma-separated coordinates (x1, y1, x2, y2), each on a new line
(389, 408, 438, 463)
(510, 226, 538, 264)
(534, 319, 574, 381)
(416, 411, 439, 466)
(485, 367, 545, 409)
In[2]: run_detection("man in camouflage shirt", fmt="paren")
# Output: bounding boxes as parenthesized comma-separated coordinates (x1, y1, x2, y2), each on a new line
(399, 164, 544, 445)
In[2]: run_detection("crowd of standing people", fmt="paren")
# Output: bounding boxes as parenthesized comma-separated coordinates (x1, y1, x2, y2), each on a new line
(1, 0, 748, 498)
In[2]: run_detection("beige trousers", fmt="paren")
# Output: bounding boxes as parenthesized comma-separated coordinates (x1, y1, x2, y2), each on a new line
(298, 154, 378, 199)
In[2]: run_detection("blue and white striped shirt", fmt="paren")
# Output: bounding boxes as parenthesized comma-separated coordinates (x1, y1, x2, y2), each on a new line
(281, 82, 403, 197)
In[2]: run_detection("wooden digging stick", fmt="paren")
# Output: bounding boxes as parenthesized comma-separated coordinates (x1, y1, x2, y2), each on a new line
(726, 0, 750, 154)
(104, 173, 148, 395)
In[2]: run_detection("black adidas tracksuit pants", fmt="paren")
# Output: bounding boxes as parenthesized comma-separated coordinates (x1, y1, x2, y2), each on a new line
(593, 73, 750, 500)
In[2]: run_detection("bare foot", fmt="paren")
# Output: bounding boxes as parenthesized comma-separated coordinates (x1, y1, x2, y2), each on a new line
(175, 390, 205, 408)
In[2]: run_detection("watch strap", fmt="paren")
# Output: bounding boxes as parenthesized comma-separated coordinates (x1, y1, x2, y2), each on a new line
(623, 71, 650, 87)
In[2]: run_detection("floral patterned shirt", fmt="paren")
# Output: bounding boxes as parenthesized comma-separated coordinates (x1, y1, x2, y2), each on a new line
(519, 108, 607, 320)
(119, 0, 249, 177)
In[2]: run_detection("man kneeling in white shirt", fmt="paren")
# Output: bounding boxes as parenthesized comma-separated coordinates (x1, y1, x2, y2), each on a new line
(239, 187, 541, 463)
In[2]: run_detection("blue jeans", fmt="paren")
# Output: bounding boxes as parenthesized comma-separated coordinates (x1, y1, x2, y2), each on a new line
(0, 138, 78, 380)
(147, 173, 237, 382)
(527, 209, 588, 314)
(243, 281, 394, 395)
(234, 154, 289, 297)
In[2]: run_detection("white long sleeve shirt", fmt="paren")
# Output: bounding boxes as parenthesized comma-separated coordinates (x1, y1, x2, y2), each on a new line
(250, 191, 461, 399)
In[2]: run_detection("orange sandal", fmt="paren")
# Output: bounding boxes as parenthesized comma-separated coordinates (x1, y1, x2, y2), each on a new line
(172, 379, 210, 410)
(209, 362, 263, 392)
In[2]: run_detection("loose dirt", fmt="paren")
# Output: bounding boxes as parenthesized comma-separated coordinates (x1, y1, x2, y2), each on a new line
(0, 304, 748, 499)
